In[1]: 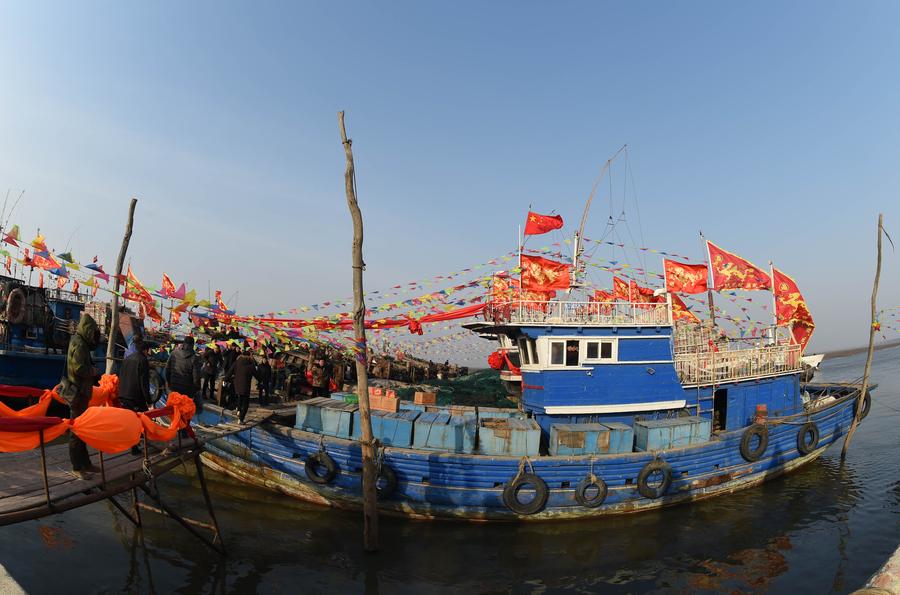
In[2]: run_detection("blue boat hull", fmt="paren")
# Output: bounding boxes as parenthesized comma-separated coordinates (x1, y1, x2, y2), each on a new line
(0, 349, 66, 388)
(197, 393, 862, 521)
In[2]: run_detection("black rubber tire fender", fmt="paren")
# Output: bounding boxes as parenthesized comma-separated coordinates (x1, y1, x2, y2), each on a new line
(637, 460, 672, 499)
(574, 476, 608, 508)
(305, 451, 337, 485)
(502, 473, 549, 515)
(858, 392, 871, 421)
(796, 421, 820, 455)
(6, 288, 26, 324)
(740, 424, 769, 462)
(376, 464, 398, 500)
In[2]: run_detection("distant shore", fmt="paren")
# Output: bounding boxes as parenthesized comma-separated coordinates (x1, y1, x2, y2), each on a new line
(823, 338, 900, 359)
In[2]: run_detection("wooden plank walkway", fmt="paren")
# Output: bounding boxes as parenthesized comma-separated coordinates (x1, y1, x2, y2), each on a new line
(0, 408, 273, 527)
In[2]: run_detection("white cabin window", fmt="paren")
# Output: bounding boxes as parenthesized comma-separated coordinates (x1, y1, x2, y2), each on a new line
(518, 338, 531, 365)
(550, 341, 565, 365)
(528, 339, 539, 365)
(583, 339, 617, 363)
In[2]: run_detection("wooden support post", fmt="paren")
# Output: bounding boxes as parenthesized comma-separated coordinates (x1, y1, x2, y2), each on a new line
(193, 452, 226, 550)
(106, 198, 137, 375)
(39, 429, 51, 509)
(338, 111, 378, 552)
(842, 213, 884, 459)
(137, 484, 226, 556)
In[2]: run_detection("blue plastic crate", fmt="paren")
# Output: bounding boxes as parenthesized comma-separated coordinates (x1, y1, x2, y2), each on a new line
(352, 409, 420, 447)
(412, 412, 451, 450)
(634, 418, 695, 451)
(685, 416, 712, 444)
(295, 397, 356, 439)
(399, 402, 426, 412)
(549, 423, 608, 456)
(478, 418, 540, 456)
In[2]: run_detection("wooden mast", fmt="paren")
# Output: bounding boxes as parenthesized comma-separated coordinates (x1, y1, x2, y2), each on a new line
(841, 213, 884, 460)
(338, 111, 378, 551)
(105, 198, 137, 375)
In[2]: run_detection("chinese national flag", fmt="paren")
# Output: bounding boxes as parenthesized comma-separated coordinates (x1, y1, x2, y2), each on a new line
(671, 293, 699, 323)
(161, 273, 176, 298)
(663, 259, 708, 294)
(707, 241, 772, 290)
(521, 255, 571, 291)
(629, 279, 655, 303)
(772, 267, 814, 351)
(613, 276, 629, 301)
(524, 211, 564, 235)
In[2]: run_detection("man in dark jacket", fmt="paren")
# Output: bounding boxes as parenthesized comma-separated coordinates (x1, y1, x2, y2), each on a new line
(226, 349, 257, 423)
(256, 358, 272, 406)
(309, 350, 331, 398)
(200, 345, 220, 402)
(166, 336, 202, 415)
(64, 314, 102, 475)
(220, 343, 239, 408)
(119, 335, 151, 455)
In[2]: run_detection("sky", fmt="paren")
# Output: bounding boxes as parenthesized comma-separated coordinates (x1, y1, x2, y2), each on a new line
(0, 1, 898, 361)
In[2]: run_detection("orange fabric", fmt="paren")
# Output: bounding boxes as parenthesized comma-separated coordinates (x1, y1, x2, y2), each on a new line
(140, 392, 196, 442)
(89, 374, 120, 407)
(0, 391, 55, 418)
(0, 422, 69, 452)
(71, 406, 144, 452)
(0, 389, 196, 453)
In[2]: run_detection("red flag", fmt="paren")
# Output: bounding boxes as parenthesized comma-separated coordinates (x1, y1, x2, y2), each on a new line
(663, 259, 708, 294)
(613, 277, 629, 301)
(4, 255, 9, 274)
(171, 310, 181, 325)
(73, 280, 80, 294)
(491, 274, 520, 304)
(124, 266, 154, 304)
(671, 293, 699, 323)
(707, 241, 772, 290)
(592, 289, 613, 302)
(629, 279, 655, 303)
(38, 272, 44, 288)
(524, 211, 564, 236)
(56, 276, 66, 289)
(161, 273, 176, 298)
(520, 255, 571, 291)
(772, 267, 814, 351)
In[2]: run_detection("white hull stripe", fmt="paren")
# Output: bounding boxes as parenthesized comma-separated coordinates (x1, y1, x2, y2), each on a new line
(543, 400, 687, 414)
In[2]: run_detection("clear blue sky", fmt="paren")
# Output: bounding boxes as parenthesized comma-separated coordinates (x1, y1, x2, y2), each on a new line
(0, 1, 897, 356)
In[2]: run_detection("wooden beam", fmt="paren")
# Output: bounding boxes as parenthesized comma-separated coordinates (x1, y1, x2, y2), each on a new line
(106, 198, 137, 374)
(338, 111, 378, 552)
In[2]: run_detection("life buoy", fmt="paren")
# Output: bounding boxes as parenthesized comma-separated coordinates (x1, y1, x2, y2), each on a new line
(5, 288, 25, 324)
(857, 392, 871, 421)
(637, 460, 672, 499)
(376, 464, 397, 499)
(305, 451, 337, 484)
(740, 424, 769, 462)
(502, 473, 549, 515)
(796, 422, 819, 455)
(574, 476, 608, 508)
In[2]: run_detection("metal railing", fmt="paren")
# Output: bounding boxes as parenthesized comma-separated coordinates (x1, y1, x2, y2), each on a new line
(674, 344, 802, 385)
(487, 300, 671, 326)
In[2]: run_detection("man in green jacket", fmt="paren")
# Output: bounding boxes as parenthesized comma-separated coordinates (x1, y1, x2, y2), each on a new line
(64, 314, 102, 475)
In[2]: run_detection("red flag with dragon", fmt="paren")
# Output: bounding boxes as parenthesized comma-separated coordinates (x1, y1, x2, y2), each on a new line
(707, 241, 772, 291)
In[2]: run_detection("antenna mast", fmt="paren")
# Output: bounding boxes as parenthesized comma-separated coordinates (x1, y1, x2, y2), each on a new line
(571, 145, 627, 287)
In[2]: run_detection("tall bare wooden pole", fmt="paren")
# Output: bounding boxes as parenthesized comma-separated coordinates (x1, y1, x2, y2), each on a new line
(105, 198, 137, 375)
(338, 111, 378, 551)
(841, 213, 883, 460)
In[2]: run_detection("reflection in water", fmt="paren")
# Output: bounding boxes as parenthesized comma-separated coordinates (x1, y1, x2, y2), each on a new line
(1, 346, 898, 593)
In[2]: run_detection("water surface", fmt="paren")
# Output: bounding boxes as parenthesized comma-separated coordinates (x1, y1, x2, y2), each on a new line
(1, 347, 898, 593)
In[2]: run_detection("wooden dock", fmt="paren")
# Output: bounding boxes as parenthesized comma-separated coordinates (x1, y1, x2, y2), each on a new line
(0, 408, 272, 554)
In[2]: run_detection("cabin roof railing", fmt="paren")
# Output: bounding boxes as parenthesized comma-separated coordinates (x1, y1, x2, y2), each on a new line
(674, 343, 802, 386)
(486, 300, 672, 327)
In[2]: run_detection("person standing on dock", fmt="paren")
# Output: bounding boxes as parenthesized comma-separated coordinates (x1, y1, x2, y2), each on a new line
(225, 348, 257, 423)
(309, 349, 331, 398)
(62, 313, 102, 476)
(166, 336, 202, 415)
(200, 344, 220, 403)
(256, 356, 272, 406)
(118, 335, 151, 455)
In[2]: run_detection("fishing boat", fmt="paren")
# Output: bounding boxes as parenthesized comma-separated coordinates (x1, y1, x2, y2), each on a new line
(196, 228, 870, 520)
